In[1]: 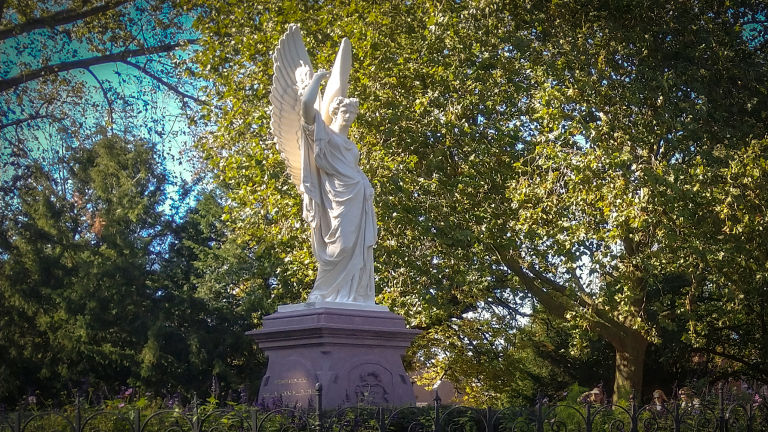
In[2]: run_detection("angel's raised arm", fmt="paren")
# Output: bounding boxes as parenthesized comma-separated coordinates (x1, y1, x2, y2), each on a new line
(301, 69, 330, 125)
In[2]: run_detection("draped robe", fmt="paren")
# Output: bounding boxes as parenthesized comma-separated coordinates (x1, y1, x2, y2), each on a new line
(300, 111, 376, 303)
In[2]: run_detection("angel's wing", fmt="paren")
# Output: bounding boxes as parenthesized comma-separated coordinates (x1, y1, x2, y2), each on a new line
(320, 38, 352, 126)
(270, 24, 313, 189)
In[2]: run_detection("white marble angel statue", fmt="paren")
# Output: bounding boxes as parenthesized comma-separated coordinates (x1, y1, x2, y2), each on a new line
(270, 25, 376, 304)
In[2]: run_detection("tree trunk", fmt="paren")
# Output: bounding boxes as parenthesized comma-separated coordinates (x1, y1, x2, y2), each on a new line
(613, 337, 648, 404)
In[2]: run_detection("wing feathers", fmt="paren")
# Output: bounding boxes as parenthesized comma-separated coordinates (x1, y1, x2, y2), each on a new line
(270, 25, 311, 188)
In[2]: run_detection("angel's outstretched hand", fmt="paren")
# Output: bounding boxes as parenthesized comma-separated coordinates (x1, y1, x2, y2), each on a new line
(314, 69, 331, 81)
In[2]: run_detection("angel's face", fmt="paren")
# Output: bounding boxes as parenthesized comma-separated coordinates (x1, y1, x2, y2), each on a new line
(335, 106, 357, 127)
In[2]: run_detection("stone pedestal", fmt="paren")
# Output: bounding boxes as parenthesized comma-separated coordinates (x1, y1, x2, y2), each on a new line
(247, 303, 421, 408)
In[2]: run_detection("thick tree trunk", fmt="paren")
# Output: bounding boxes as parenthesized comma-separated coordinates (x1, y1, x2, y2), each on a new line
(613, 337, 648, 404)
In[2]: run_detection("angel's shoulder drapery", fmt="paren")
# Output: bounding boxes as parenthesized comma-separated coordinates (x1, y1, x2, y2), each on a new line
(301, 109, 327, 154)
(301, 111, 361, 181)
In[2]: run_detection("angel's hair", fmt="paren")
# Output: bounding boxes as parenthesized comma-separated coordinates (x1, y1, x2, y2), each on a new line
(329, 97, 360, 119)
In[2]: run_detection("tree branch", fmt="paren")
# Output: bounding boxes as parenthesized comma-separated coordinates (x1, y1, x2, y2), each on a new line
(489, 294, 533, 318)
(0, 39, 198, 92)
(569, 267, 599, 308)
(85, 67, 114, 129)
(525, 264, 569, 295)
(489, 243, 572, 320)
(118, 60, 209, 105)
(522, 260, 597, 310)
(622, 235, 637, 257)
(490, 242, 638, 346)
(0, 114, 63, 131)
(690, 347, 754, 368)
(0, 0, 131, 41)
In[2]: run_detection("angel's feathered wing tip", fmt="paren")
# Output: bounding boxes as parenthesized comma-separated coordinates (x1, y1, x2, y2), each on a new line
(270, 23, 314, 190)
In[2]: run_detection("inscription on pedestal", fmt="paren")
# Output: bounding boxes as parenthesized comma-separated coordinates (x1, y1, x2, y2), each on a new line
(259, 357, 316, 404)
(274, 378, 309, 385)
(264, 389, 316, 397)
(264, 377, 315, 397)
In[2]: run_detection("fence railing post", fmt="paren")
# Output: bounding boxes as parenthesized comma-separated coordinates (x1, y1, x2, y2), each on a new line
(191, 393, 199, 432)
(13, 411, 21, 432)
(585, 400, 592, 432)
(433, 390, 442, 432)
(314, 383, 323, 432)
(134, 408, 141, 432)
(250, 407, 257, 432)
(672, 386, 681, 432)
(378, 406, 387, 432)
(74, 396, 81, 432)
(629, 390, 639, 432)
(535, 391, 544, 432)
(718, 382, 726, 432)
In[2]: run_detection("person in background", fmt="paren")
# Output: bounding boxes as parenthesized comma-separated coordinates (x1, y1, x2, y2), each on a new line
(679, 387, 701, 414)
(590, 387, 605, 405)
(755, 385, 767, 406)
(579, 387, 605, 405)
(652, 389, 669, 414)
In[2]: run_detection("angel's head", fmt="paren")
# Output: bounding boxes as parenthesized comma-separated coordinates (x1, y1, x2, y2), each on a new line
(329, 96, 359, 129)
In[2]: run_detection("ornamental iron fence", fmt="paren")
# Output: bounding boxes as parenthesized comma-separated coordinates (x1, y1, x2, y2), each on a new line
(2, 383, 767, 432)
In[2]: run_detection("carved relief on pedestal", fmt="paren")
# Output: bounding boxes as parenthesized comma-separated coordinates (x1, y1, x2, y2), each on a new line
(347, 363, 393, 405)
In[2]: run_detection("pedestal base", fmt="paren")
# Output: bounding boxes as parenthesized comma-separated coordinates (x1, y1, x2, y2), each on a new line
(247, 306, 421, 408)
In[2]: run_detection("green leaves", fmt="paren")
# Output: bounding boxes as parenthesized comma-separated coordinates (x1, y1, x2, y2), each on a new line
(0, 134, 267, 405)
(191, 0, 768, 399)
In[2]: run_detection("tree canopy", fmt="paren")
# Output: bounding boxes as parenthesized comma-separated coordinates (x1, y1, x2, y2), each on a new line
(0, 133, 265, 405)
(187, 0, 768, 402)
